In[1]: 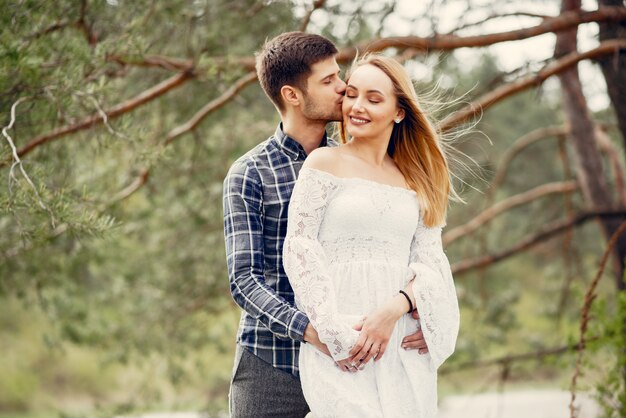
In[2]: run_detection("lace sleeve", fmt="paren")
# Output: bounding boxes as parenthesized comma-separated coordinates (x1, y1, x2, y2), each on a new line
(283, 168, 359, 361)
(408, 220, 460, 370)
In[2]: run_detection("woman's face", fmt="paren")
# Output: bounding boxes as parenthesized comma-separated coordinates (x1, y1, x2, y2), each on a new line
(342, 64, 402, 141)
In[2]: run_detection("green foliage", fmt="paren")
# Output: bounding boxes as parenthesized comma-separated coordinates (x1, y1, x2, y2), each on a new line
(1, 1, 296, 414)
(587, 290, 626, 417)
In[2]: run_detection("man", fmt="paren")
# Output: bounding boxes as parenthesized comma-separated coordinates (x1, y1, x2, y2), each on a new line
(223, 31, 428, 417)
(223, 31, 345, 418)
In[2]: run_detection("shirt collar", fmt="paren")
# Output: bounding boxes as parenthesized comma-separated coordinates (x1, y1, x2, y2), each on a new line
(274, 123, 329, 161)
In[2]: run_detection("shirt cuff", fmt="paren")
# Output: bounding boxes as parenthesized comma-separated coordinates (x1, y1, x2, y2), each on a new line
(288, 310, 309, 342)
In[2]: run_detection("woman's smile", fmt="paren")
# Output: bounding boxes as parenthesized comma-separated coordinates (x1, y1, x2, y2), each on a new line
(348, 116, 370, 125)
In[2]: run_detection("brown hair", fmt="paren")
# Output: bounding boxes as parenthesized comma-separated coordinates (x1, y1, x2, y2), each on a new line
(255, 31, 338, 111)
(341, 54, 461, 228)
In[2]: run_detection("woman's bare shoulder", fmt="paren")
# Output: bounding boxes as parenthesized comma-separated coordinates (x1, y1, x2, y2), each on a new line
(303, 146, 345, 174)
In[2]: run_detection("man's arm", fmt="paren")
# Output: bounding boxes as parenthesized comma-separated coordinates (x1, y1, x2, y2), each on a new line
(402, 309, 429, 354)
(304, 324, 332, 357)
(223, 161, 308, 341)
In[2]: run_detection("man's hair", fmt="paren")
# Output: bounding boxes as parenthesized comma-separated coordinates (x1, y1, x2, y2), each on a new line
(255, 31, 338, 111)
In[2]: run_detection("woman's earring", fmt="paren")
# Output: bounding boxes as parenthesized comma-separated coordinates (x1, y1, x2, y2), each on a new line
(394, 118, 402, 124)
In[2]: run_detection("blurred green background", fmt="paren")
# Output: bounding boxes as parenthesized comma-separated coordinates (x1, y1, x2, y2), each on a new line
(1, 0, 624, 417)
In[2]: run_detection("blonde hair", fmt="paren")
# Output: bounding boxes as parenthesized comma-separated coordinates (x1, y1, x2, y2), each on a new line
(340, 54, 461, 228)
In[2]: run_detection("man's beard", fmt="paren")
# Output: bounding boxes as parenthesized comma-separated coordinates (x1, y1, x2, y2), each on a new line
(301, 95, 343, 122)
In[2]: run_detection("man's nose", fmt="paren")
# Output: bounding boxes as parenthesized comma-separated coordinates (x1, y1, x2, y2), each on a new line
(336, 79, 347, 94)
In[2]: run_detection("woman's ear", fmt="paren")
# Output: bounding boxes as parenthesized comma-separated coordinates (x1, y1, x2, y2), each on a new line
(395, 108, 406, 122)
(280, 85, 300, 107)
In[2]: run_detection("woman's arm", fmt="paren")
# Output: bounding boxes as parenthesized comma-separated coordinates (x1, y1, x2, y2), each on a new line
(407, 221, 460, 370)
(348, 220, 459, 370)
(347, 282, 415, 365)
(283, 166, 360, 362)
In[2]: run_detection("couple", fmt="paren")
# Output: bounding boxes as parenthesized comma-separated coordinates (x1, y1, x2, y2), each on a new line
(223, 31, 460, 418)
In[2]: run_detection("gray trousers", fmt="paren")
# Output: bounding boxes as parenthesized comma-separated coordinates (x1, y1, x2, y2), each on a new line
(229, 345, 310, 418)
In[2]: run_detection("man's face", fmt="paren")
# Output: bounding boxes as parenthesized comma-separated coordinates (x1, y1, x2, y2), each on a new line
(300, 57, 346, 122)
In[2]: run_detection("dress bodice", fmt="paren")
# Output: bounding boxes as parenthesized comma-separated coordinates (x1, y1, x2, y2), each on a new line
(314, 170, 420, 265)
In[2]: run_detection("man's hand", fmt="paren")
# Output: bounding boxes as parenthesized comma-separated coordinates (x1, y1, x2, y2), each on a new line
(402, 309, 429, 354)
(304, 323, 331, 357)
(305, 324, 360, 372)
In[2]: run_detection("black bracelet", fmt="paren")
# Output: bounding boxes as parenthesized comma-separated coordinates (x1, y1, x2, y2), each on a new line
(399, 290, 413, 314)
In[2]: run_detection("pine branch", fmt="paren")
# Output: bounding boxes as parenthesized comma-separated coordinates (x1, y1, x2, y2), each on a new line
(444, 181, 579, 245)
(24, 0, 97, 45)
(299, 0, 327, 32)
(336, 7, 626, 62)
(108, 71, 258, 204)
(114, 7, 626, 73)
(1, 98, 56, 227)
(73, 91, 129, 140)
(2, 69, 194, 165)
(26, 20, 73, 40)
(440, 336, 600, 375)
(489, 126, 569, 200)
(487, 122, 617, 202)
(446, 11, 553, 35)
(439, 40, 626, 131)
(451, 210, 626, 275)
(106, 54, 194, 72)
(164, 71, 257, 146)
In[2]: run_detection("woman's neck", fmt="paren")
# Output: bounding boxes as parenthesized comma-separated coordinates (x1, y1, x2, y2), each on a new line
(347, 136, 392, 167)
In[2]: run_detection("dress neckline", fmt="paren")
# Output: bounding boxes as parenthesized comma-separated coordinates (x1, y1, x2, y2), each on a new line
(301, 167, 417, 195)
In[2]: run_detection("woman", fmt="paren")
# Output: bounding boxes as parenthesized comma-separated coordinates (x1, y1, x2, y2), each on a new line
(283, 54, 460, 417)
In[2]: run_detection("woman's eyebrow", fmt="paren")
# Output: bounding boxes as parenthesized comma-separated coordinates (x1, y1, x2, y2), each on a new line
(346, 85, 385, 95)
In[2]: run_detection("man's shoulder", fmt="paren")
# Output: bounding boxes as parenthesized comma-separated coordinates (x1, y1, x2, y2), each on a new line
(226, 139, 274, 178)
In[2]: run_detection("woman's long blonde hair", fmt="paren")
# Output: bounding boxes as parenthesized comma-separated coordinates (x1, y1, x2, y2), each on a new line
(340, 54, 459, 228)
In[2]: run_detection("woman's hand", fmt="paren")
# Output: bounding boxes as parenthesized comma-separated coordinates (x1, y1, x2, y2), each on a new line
(347, 297, 407, 366)
(336, 358, 359, 372)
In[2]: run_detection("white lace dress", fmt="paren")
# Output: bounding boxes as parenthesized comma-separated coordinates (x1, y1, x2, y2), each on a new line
(283, 167, 460, 418)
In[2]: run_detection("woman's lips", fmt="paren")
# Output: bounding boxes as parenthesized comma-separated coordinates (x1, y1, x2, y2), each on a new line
(349, 116, 370, 125)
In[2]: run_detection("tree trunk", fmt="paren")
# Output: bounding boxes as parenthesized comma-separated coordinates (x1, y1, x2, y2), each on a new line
(556, 0, 626, 289)
(597, 0, 626, 152)
(597, 1, 626, 403)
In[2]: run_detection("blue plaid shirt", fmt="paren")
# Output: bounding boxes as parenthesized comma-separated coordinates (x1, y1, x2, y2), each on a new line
(223, 124, 335, 377)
